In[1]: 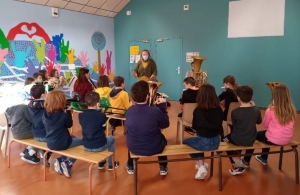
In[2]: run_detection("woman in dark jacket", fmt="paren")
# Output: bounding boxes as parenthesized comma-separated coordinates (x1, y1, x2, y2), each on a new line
(132, 49, 157, 81)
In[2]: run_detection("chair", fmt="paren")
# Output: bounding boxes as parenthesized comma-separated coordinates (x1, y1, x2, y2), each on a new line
(176, 103, 197, 144)
(0, 112, 11, 156)
(226, 102, 240, 134)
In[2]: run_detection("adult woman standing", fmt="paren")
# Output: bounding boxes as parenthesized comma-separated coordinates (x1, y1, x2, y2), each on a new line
(132, 49, 157, 81)
(73, 68, 94, 102)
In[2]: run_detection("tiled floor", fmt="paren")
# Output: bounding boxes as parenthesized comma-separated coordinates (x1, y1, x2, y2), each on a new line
(1, 101, 300, 195)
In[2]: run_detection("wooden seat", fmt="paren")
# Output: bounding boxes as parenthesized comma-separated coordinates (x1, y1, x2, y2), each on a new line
(105, 114, 126, 136)
(130, 140, 300, 195)
(176, 103, 197, 144)
(8, 138, 115, 195)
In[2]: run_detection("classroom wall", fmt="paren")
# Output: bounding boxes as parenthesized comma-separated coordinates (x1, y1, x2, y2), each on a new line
(0, 0, 115, 87)
(114, 0, 300, 109)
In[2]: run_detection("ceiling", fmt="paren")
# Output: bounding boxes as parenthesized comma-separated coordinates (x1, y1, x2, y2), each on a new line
(14, 0, 131, 18)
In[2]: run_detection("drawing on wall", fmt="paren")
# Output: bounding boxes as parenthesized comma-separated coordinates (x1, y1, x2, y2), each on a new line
(0, 22, 115, 97)
(91, 31, 106, 75)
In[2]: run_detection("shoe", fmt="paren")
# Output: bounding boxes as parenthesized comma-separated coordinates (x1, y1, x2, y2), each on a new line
(126, 163, 134, 175)
(20, 148, 28, 157)
(98, 160, 107, 170)
(160, 166, 168, 176)
(21, 153, 40, 164)
(232, 157, 244, 168)
(255, 155, 268, 165)
(61, 160, 72, 178)
(110, 126, 116, 136)
(108, 161, 120, 171)
(53, 158, 63, 175)
(241, 158, 250, 168)
(229, 166, 245, 175)
(195, 165, 208, 179)
(195, 163, 209, 169)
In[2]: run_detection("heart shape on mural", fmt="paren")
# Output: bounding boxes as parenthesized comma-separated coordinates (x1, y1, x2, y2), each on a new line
(21, 24, 37, 37)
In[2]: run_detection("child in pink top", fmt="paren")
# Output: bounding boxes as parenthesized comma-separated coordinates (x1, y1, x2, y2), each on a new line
(256, 84, 296, 165)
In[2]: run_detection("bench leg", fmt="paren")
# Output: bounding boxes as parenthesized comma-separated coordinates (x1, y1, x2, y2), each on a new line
(279, 146, 284, 170)
(89, 163, 95, 195)
(217, 152, 223, 191)
(43, 151, 50, 181)
(292, 147, 299, 184)
(210, 152, 214, 177)
(7, 140, 14, 168)
(133, 158, 138, 195)
(106, 118, 111, 136)
(112, 155, 116, 180)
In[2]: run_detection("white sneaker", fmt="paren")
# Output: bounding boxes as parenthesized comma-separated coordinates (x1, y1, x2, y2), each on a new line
(232, 157, 244, 168)
(195, 165, 207, 180)
(195, 163, 209, 169)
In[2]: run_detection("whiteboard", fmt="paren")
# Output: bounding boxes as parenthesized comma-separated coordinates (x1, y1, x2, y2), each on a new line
(228, 0, 285, 38)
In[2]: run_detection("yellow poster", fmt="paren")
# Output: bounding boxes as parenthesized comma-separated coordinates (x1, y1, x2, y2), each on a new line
(130, 46, 140, 55)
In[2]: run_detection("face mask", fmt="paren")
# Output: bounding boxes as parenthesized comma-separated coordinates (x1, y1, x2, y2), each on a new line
(96, 107, 101, 111)
(142, 55, 148, 61)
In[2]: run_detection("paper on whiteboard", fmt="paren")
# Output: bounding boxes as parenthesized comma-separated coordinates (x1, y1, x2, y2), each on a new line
(228, 0, 285, 38)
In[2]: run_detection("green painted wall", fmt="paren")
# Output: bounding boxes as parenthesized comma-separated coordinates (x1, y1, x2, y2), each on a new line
(115, 0, 300, 108)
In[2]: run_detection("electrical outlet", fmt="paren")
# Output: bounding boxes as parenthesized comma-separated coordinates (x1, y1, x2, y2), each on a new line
(184, 4, 189, 11)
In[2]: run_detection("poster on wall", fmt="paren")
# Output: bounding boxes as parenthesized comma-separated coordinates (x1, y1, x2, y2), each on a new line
(130, 46, 139, 55)
(186, 52, 199, 62)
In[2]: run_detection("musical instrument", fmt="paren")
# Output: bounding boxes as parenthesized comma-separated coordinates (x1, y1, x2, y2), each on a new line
(147, 81, 163, 106)
(192, 56, 207, 87)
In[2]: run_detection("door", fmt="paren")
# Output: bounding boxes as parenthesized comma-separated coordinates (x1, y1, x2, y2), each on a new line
(128, 39, 152, 90)
(155, 37, 182, 100)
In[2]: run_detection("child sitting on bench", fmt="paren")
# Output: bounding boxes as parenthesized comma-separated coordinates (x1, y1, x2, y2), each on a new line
(183, 84, 223, 180)
(79, 91, 120, 170)
(255, 83, 296, 165)
(223, 86, 262, 175)
(43, 90, 83, 178)
(126, 81, 169, 175)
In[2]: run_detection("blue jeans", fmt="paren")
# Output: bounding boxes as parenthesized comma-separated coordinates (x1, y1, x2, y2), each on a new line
(183, 135, 220, 159)
(60, 138, 83, 163)
(85, 136, 115, 166)
(35, 137, 47, 142)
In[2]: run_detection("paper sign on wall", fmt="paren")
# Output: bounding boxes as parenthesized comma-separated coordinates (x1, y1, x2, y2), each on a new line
(130, 46, 140, 55)
(135, 55, 141, 62)
(130, 55, 135, 63)
(186, 52, 199, 62)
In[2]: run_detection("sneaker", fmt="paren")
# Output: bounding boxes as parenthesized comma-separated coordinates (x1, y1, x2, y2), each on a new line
(195, 163, 209, 169)
(241, 158, 250, 168)
(195, 165, 208, 179)
(108, 161, 120, 171)
(126, 163, 134, 175)
(110, 126, 116, 136)
(98, 160, 107, 170)
(19, 148, 28, 157)
(53, 158, 63, 175)
(61, 160, 72, 178)
(21, 153, 40, 164)
(229, 166, 245, 176)
(159, 166, 168, 176)
(232, 157, 244, 168)
(255, 155, 268, 165)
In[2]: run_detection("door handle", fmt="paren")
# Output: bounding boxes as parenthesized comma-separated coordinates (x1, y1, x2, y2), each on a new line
(175, 67, 180, 74)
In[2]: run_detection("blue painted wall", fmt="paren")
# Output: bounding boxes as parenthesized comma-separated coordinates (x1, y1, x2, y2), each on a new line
(115, 0, 300, 109)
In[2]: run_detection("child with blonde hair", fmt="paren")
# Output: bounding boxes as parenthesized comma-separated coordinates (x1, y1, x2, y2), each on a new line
(255, 84, 296, 165)
(43, 90, 82, 178)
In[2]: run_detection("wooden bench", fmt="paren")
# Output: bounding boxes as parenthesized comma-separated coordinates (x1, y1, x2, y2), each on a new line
(130, 140, 299, 195)
(8, 138, 116, 195)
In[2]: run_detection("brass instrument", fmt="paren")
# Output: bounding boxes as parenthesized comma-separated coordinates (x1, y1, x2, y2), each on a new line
(192, 56, 207, 87)
(147, 81, 163, 106)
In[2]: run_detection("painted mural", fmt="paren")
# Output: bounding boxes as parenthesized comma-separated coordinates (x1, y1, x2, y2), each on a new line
(0, 22, 115, 98)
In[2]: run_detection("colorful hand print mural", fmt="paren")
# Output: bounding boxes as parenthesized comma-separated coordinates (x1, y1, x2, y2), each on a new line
(0, 22, 114, 97)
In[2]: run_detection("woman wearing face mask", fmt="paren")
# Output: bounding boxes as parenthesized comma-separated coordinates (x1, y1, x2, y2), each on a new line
(132, 50, 157, 81)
